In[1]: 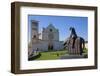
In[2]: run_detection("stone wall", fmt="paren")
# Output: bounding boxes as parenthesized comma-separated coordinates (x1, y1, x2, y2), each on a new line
(32, 40, 64, 52)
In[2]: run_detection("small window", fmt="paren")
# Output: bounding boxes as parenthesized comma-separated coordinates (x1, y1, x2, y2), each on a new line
(50, 29, 52, 32)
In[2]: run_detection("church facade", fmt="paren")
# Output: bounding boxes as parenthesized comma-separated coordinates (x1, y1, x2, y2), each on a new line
(28, 20, 64, 54)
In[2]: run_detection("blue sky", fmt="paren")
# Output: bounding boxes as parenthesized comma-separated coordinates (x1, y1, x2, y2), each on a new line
(28, 15, 88, 42)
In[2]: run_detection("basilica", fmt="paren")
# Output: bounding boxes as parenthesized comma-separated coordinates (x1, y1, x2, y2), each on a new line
(28, 20, 64, 55)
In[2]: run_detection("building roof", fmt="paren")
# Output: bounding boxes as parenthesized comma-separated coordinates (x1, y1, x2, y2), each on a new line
(31, 20, 39, 23)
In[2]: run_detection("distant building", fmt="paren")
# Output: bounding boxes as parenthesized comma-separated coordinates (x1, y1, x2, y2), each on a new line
(28, 20, 64, 55)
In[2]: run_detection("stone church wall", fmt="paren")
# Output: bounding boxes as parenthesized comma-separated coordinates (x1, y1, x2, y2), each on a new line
(53, 41, 64, 51)
(32, 40, 64, 52)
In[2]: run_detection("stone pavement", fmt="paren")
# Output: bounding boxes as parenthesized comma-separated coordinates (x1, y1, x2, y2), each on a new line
(60, 55, 86, 59)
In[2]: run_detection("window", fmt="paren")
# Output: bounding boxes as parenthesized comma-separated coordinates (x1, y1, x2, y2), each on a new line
(50, 29, 52, 32)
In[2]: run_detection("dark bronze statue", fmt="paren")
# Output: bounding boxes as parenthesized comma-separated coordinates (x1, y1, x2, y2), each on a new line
(64, 27, 85, 55)
(69, 27, 77, 48)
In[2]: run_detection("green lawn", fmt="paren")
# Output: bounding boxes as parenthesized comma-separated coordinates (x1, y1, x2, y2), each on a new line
(83, 48, 88, 53)
(83, 48, 88, 58)
(36, 50, 68, 60)
(31, 49, 88, 60)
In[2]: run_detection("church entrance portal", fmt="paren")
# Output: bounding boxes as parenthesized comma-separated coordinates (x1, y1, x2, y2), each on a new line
(48, 44, 53, 50)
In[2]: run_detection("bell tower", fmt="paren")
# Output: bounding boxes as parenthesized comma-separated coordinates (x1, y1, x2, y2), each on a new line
(31, 20, 39, 43)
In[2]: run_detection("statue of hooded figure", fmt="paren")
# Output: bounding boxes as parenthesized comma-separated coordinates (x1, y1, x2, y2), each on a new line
(69, 27, 77, 48)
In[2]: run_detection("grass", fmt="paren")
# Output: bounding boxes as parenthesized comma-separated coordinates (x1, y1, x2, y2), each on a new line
(83, 48, 88, 58)
(83, 48, 88, 53)
(35, 50, 68, 60)
(30, 48, 88, 60)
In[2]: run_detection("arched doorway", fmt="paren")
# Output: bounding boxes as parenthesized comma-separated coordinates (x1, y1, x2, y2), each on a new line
(48, 43, 53, 50)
